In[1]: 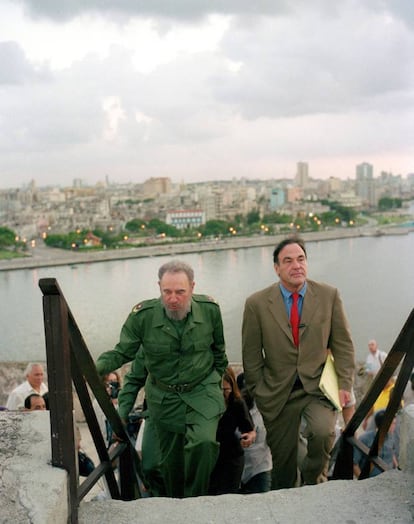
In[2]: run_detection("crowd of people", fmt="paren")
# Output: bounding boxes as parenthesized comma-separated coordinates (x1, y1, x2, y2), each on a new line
(3, 237, 414, 496)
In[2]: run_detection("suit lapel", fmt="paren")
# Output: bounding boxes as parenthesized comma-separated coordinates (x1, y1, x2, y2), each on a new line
(301, 280, 318, 329)
(266, 283, 293, 342)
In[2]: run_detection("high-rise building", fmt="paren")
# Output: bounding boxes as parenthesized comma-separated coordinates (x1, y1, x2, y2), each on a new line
(295, 162, 309, 187)
(355, 162, 376, 206)
(356, 162, 373, 181)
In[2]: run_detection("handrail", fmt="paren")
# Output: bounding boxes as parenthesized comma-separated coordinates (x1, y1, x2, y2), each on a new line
(39, 278, 142, 524)
(332, 308, 414, 480)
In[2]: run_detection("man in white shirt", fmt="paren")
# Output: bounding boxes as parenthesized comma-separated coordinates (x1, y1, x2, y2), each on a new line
(6, 363, 48, 410)
(365, 339, 387, 378)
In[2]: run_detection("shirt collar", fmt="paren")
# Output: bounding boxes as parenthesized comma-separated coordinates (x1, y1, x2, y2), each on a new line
(279, 281, 307, 299)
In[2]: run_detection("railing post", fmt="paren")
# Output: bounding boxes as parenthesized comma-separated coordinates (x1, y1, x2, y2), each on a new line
(41, 281, 78, 524)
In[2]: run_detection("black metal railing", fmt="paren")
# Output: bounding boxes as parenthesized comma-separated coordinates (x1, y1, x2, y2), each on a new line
(39, 278, 142, 524)
(332, 308, 414, 480)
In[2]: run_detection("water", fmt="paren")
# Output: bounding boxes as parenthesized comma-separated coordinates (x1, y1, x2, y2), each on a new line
(1, 233, 414, 364)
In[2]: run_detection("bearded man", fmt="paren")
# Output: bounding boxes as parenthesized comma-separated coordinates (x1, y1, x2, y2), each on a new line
(96, 259, 228, 498)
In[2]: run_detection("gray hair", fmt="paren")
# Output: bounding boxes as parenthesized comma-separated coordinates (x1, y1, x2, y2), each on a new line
(158, 260, 194, 283)
(24, 362, 44, 377)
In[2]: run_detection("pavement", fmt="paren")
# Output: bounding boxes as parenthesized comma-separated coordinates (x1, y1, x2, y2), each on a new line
(78, 469, 414, 524)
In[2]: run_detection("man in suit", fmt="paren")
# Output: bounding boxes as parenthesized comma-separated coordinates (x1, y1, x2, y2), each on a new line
(242, 237, 355, 489)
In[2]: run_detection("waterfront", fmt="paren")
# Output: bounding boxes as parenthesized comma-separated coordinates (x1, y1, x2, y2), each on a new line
(1, 232, 414, 364)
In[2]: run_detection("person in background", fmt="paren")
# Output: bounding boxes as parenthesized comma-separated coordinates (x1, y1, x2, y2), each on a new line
(93, 371, 122, 448)
(96, 259, 228, 498)
(365, 339, 387, 379)
(242, 236, 355, 489)
(237, 372, 272, 494)
(353, 410, 398, 478)
(6, 363, 48, 411)
(24, 393, 46, 411)
(362, 377, 397, 431)
(209, 367, 256, 495)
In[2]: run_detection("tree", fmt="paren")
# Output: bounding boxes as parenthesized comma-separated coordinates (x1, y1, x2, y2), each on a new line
(125, 218, 147, 232)
(0, 227, 16, 248)
(378, 197, 402, 211)
(246, 210, 260, 225)
(147, 219, 180, 237)
(199, 220, 230, 237)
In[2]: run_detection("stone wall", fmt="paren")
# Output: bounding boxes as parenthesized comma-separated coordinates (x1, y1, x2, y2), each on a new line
(0, 411, 68, 523)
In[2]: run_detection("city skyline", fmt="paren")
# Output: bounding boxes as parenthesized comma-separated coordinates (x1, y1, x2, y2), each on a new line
(0, 1, 413, 189)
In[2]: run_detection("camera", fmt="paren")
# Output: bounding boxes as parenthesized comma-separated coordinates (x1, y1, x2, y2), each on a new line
(107, 380, 120, 399)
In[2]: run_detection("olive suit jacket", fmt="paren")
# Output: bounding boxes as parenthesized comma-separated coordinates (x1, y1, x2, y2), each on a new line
(242, 279, 355, 423)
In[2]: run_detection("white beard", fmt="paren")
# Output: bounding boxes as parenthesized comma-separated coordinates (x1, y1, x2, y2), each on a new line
(162, 299, 192, 321)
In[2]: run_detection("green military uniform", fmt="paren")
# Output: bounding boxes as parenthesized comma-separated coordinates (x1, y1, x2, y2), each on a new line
(96, 294, 228, 498)
(117, 351, 166, 497)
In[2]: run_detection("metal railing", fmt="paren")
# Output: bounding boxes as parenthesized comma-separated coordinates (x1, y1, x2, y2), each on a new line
(39, 278, 142, 524)
(332, 308, 414, 479)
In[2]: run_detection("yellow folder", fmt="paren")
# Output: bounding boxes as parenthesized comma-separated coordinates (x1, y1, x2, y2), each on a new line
(319, 353, 342, 411)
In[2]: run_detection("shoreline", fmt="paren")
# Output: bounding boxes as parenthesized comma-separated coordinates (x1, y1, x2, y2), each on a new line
(0, 225, 412, 272)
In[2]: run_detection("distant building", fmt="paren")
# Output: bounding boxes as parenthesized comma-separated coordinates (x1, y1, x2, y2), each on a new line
(287, 186, 303, 203)
(84, 231, 102, 247)
(270, 187, 285, 210)
(166, 209, 205, 230)
(355, 162, 376, 206)
(73, 178, 84, 188)
(143, 177, 172, 198)
(295, 162, 309, 188)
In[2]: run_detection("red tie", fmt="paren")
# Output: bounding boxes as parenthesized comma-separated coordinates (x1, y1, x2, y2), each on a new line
(290, 293, 300, 347)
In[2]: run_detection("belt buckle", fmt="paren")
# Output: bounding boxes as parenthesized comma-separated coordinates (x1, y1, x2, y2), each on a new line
(173, 384, 188, 393)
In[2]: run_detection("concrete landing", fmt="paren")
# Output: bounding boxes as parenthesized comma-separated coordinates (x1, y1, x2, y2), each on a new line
(79, 470, 414, 524)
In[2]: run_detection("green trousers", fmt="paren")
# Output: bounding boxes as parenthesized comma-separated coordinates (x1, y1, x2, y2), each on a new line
(154, 408, 220, 498)
(141, 416, 166, 497)
(265, 389, 337, 489)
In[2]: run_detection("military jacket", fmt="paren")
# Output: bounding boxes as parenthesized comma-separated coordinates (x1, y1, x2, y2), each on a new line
(96, 294, 228, 432)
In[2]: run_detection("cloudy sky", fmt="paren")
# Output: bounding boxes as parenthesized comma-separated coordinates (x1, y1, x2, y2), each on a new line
(0, 0, 413, 189)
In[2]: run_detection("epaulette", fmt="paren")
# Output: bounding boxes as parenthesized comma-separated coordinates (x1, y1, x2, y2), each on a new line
(131, 299, 157, 314)
(193, 293, 220, 306)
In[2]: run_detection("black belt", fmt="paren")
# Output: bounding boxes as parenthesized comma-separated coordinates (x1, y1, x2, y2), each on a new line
(151, 369, 212, 394)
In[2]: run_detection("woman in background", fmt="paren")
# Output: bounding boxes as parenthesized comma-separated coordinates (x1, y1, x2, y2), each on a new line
(209, 367, 256, 495)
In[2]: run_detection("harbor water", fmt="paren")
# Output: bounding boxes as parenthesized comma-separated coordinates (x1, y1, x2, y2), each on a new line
(1, 233, 414, 364)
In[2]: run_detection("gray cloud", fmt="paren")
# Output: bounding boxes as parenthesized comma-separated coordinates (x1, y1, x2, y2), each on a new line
(1, 1, 413, 188)
(0, 41, 50, 84)
(14, 0, 414, 30)
(214, 7, 414, 119)
(16, 0, 291, 22)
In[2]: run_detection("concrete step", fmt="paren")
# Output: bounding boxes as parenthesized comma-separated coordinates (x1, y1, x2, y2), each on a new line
(79, 470, 414, 524)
